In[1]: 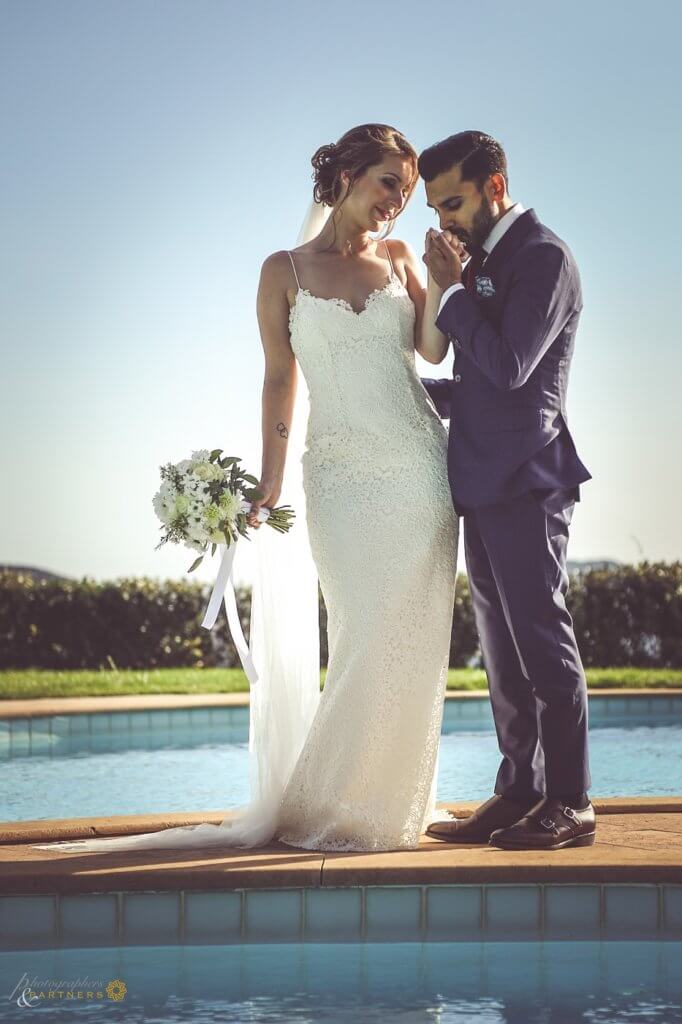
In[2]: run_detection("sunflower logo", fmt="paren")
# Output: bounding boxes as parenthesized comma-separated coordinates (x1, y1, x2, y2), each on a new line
(105, 979, 127, 1001)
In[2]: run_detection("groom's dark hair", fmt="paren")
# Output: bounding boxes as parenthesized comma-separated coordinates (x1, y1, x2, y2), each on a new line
(418, 131, 508, 191)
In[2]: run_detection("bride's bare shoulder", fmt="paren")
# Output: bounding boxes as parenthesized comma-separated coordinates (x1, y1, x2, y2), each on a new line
(385, 237, 415, 260)
(259, 250, 298, 291)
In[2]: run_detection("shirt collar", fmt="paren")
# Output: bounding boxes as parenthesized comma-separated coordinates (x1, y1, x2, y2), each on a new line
(482, 202, 526, 255)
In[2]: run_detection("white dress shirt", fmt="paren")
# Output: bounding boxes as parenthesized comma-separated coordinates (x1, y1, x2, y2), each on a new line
(437, 202, 526, 315)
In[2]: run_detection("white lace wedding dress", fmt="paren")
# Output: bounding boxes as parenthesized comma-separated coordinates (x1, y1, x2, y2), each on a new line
(34, 242, 459, 856)
(272, 245, 458, 850)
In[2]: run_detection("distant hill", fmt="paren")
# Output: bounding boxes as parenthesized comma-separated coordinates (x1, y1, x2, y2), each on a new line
(0, 564, 73, 583)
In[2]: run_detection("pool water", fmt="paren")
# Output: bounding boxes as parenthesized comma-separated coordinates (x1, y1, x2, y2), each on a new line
(0, 941, 680, 1022)
(3, 724, 681, 821)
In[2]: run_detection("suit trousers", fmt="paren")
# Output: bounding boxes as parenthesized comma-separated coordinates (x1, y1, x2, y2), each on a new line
(463, 487, 591, 800)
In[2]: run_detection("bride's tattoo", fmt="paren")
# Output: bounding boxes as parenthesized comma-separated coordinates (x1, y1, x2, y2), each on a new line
(276, 422, 289, 439)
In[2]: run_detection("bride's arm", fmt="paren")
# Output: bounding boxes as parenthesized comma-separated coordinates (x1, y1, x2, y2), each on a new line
(247, 251, 297, 528)
(388, 238, 450, 364)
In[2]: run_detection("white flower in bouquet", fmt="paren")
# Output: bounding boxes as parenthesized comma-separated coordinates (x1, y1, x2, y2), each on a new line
(153, 448, 295, 573)
(152, 481, 178, 525)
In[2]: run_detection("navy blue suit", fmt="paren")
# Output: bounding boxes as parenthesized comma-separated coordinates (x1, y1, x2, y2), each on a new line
(423, 208, 592, 800)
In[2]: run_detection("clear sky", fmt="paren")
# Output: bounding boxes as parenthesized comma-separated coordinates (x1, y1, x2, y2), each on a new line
(2, 0, 681, 589)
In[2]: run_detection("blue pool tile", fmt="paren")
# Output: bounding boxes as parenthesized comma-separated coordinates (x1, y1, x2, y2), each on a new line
(30, 717, 51, 735)
(459, 700, 485, 720)
(149, 710, 173, 730)
(130, 711, 153, 732)
(69, 714, 90, 734)
(603, 884, 659, 937)
(50, 716, 71, 737)
(603, 936, 662, 992)
(364, 942, 423, 998)
(544, 938, 602, 996)
(304, 888, 362, 941)
(189, 709, 212, 728)
(128, 734, 153, 751)
(365, 886, 422, 942)
(184, 891, 242, 943)
(543, 885, 601, 939)
(107, 712, 129, 734)
(663, 885, 682, 936)
(90, 735, 115, 754)
(9, 729, 30, 756)
(426, 885, 483, 940)
(245, 889, 303, 941)
(171, 710, 193, 729)
(28, 731, 53, 756)
(208, 707, 232, 726)
(0, 896, 57, 949)
(90, 713, 112, 734)
(485, 885, 542, 938)
(60, 894, 118, 946)
(483, 937, 544, 990)
(122, 893, 180, 943)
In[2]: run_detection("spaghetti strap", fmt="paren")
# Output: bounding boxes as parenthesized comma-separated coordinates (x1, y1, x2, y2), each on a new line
(383, 240, 396, 281)
(287, 251, 301, 291)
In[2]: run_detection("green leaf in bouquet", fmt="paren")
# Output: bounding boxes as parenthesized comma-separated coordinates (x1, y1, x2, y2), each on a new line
(209, 448, 223, 462)
(220, 457, 240, 468)
(222, 528, 233, 547)
(242, 486, 263, 502)
(242, 473, 259, 485)
(210, 542, 217, 556)
(187, 555, 204, 573)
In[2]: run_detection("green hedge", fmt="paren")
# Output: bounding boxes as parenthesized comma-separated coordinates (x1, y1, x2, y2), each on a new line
(1, 562, 680, 670)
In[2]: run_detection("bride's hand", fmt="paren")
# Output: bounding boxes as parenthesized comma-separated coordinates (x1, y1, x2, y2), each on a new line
(442, 230, 468, 263)
(424, 229, 468, 277)
(247, 478, 281, 529)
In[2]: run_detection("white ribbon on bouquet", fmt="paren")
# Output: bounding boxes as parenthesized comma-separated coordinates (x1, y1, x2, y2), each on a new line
(199, 500, 269, 686)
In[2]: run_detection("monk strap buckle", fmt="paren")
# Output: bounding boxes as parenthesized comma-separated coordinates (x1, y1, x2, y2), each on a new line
(562, 806, 581, 824)
(540, 816, 559, 834)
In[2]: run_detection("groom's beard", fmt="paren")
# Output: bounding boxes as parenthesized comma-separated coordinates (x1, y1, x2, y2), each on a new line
(453, 197, 496, 250)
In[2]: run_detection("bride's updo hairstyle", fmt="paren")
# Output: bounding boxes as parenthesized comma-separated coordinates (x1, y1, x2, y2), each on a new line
(311, 123, 418, 237)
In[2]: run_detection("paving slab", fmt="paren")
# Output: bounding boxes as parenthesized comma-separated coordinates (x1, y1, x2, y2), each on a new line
(1, 800, 680, 895)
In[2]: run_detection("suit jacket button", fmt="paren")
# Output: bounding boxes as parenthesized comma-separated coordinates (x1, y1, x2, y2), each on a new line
(454, 374, 462, 383)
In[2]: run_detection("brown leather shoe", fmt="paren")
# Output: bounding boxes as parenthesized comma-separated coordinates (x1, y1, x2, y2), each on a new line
(426, 794, 538, 844)
(489, 797, 596, 850)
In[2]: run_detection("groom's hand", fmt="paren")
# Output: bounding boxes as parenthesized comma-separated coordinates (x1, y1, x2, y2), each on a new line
(423, 230, 465, 290)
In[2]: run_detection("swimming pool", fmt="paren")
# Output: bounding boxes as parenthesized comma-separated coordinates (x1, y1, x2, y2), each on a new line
(1, 695, 681, 820)
(0, 940, 680, 1022)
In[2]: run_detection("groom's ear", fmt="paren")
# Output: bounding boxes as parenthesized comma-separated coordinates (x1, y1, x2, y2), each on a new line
(487, 172, 507, 202)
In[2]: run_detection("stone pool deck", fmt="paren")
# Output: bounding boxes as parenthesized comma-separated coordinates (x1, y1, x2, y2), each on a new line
(1, 799, 681, 896)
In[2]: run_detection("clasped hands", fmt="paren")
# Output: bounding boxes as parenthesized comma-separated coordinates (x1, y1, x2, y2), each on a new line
(423, 229, 468, 291)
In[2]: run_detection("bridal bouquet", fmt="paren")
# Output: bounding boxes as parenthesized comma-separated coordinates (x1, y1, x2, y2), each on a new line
(153, 448, 295, 573)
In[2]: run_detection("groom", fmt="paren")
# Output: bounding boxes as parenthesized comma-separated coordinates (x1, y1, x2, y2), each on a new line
(419, 131, 594, 851)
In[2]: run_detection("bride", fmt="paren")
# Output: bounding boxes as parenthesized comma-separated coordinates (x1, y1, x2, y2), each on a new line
(34, 124, 459, 856)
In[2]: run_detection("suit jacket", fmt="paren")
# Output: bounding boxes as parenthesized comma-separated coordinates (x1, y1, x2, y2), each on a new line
(422, 208, 591, 510)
